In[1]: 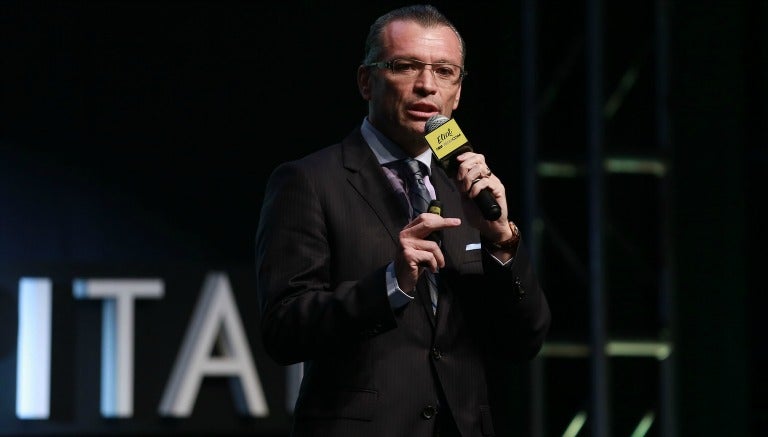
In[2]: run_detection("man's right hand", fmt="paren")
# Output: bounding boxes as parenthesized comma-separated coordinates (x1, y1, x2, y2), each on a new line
(393, 213, 461, 293)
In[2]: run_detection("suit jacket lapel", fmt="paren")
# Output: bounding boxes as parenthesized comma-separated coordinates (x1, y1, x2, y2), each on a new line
(428, 158, 467, 327)
(429, 158, 465, 269)
(341, 129, 407, 245)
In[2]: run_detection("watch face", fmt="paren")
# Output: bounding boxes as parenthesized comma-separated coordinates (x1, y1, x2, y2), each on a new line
(510, 221, 520, 240)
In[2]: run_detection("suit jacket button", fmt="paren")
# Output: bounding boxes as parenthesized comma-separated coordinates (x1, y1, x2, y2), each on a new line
(421, 405, 437, 419)
(514, 278, 526, 300)
(431, 347, 442, 360)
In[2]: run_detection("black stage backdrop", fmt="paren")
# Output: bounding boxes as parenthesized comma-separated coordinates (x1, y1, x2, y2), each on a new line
(1, 1, 765, 436)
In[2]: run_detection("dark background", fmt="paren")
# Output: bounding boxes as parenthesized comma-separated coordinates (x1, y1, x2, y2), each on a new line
(1, 1, 765, 436)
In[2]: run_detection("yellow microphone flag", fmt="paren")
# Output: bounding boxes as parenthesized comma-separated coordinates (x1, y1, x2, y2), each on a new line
(424, 118, 469, 161)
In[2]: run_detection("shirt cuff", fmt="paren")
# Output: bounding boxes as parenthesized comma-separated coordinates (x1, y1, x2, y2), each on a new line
(385, 262, 414, 309)
(484, 248, 514, 267)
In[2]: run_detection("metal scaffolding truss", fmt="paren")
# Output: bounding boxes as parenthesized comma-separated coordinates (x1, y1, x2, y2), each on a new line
(519, 0, 676, 436)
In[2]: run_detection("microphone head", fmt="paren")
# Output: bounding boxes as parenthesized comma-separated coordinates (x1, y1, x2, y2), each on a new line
(427, 199, 443, 216)
(424, 114, 450, 134)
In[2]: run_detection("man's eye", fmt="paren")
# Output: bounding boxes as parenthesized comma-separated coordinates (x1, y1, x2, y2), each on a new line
(435, 66, 456, 77)
(395, 62, 417, 72)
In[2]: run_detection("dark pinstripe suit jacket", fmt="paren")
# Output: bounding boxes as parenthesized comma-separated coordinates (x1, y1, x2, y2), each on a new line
(255, 127, 550, 437)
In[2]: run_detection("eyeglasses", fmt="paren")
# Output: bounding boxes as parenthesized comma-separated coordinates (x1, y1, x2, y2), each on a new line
(365, 58, 467, 86)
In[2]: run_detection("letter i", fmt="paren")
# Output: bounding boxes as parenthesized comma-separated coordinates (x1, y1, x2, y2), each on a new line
(16, 278, 52, 419)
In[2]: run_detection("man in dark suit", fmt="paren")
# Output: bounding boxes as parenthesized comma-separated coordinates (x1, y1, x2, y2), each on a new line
(255, 4, 550, 436)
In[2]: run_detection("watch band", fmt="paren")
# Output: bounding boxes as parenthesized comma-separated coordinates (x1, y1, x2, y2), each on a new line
(486, 221, 520, 250)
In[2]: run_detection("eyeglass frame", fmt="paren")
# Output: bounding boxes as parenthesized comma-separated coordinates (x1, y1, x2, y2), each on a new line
(364, 58, 468, 85)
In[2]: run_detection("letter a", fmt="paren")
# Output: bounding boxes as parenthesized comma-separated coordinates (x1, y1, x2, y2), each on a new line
(158, 272, 268, 417)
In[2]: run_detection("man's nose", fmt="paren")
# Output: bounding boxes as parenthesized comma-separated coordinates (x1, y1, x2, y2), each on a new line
(414, 66, 439, 89)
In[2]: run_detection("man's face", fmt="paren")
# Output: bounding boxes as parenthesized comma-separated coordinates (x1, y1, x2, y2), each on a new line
(358, 20, 463, 155)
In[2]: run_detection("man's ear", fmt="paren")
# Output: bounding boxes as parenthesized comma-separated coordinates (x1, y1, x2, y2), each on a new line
(452, 84, 462, 110)
(357, 65, 372, 100)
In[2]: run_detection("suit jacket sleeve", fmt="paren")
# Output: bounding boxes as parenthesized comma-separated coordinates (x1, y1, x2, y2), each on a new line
(255, 159, 398, 365)
(481, 238, 551, 361)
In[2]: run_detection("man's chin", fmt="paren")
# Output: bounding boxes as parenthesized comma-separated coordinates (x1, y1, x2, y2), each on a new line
(403, 119, 427, 135)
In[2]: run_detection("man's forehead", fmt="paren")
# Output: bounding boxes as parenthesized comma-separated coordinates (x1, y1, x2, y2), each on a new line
(380, 21, 462, 61)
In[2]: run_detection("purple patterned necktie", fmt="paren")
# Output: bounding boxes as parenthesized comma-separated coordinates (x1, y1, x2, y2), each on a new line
(401, 158, 439, 315)
(403, 158, 431, 218)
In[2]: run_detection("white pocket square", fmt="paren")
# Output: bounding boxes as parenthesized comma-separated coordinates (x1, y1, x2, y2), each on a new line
(465, 243, 481, 251)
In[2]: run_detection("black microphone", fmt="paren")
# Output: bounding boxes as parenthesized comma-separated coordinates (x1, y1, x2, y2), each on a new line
(423, 115, 502, 221)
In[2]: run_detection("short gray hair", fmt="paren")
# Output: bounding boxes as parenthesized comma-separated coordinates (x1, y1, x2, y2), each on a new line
(362, 4, 466, 65)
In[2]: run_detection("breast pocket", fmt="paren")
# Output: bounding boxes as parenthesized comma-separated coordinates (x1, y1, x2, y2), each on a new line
(459, 241, 484, 275)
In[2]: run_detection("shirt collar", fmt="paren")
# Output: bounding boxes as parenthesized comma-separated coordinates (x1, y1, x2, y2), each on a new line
(361, 117, 433, 175)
